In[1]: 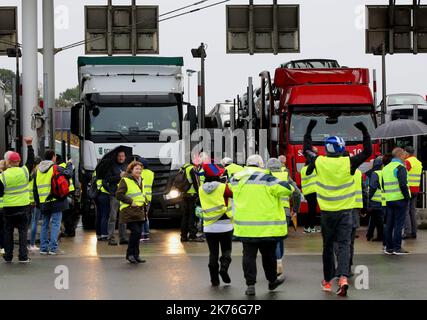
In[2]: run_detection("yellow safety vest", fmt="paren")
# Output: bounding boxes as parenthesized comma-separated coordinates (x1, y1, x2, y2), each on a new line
(370, 170, 386, 206)
(230, 169, 292, 238)
(29, 179, 34, 204)
(198, 183, 232, 226)
(271, 171, 290, 208)
(59, 163, 75, 192)
(142, 169, 155, 202)
(0, 167, 30, 207)
(407, 156, 422, 188)
(119, 177, 146, 211)
(352, 169, 364, 209)
(0, 196, 3, 209)
(184, 164, 197, 195)
(301, 165, 317, 196)
(382, 161, 410, 202)
(36, 166, 55, 204)
(225, 163, 244, 179)
(315, 156, 355, 211)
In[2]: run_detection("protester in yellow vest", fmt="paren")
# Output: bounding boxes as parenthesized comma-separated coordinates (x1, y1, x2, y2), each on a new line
(34, 150, 73, 255)
(0, 137, 35, 263)
(230, 155, 293, 296)
(221, 157, 244, 180)
(28, 157, 42, 252)
(301, 147, 320, 234)
(383, 148, 411, 255)
(278, 155, 288, 173)
(140, 157, 154, 241)
(303, 120, 372, 297)
(198, 163, 234, 287)
(266, 158, 302, 277)
(0, 159, 7, 255)
(403, 146, 422, 239)
(116, 161, 147, 264)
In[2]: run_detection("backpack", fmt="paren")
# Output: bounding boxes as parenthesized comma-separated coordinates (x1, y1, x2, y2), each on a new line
(173, 164, 192, 193)
(88, 174, 100, 200)
(50, 165, 70, 199)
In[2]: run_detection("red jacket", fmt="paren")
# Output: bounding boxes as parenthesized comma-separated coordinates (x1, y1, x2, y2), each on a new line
(405, 157, 420, 194)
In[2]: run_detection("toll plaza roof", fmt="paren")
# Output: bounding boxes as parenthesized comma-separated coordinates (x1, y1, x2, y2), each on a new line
(77, 56, 184, 67)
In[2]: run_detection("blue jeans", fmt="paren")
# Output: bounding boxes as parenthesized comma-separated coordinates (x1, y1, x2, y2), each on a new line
(30, 207, 41, 246)
(276, 240, 284, 260)
(40, 211, 62, 253)
(95, 193, 110, 237)
(142, 219, 150, 236)
(385, 200, 409, 251)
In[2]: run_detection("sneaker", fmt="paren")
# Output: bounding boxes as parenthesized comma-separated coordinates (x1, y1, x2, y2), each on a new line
(219, 269, 231, 284)
(126, 256, 138, 264)
(384, 249, 394, 255)
(19, 257, 31, 264)
(49, 249, 64, 255)
(28, 245, 39, 252)
(108, 238, 118, 246)
(312, 227, 321, 233)
(303, 227, 311, 234)
(268, 278, 285, 291)
(393, 248, 410, 255)
(321, 280, 333, 292)
(245, 285, 256, 296)
(40, 251, 49, 255)
(336, 276, 349, 297)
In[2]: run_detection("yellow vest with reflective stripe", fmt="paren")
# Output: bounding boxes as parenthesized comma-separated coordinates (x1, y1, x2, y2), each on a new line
(352, 169, 363, 209)
(198, 183, 232, 226)
(370, 170, 386, 206)
(1, 167, 30, 207)
(382, 161, 409, 202)
(29, 179, 34, 203)
(142, 169, 155, 202)
(59, 163, 74, 192)
(315, 156, 355, 211)
(301, 165, 317, 195)
(230, 170, 292, 238)
(271, 171, 290, 208)
(119, 177, 146, 211)
(407, 156, 422, 187)
(225, 163, 244, 179)
(36, 166, 55, 203)
(184, 164, 197, 194)
(93, 171, 109, 194)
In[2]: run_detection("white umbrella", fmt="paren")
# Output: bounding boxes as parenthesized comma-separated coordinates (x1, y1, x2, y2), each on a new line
(371, 119, 427, 140)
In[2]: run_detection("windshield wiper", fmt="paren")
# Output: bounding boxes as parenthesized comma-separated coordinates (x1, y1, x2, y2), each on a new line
(92, 130, 130, 142)
(131, 130, 161, 135)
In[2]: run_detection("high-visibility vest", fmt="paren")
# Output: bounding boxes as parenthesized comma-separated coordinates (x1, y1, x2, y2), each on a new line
(225, 163, 244, 179)
(407, 156, 422, 188)
(142, 169, 155, 202)
(59, 163, 75, 192)
(382, 161, 409, 202)
(271, 171, 290, 208)
(0, 196, 3, 209)
(370, 170, 386, 206)
(198, 183, 232, 226)
(119, 177, 146, 211)
(29, 179, 34, 203)
(315, 156, 355, 211)
(0, 166, 30, 207)
(281, 167, 288, 173)
(184, 164, 197, 195)
(230, 169, 293, 238)
(36, 166, 55, 204)
(352, 169, 364, 209)
(93, 171, 109, 194)
(199, 168, 205, 186)
(301, 165, 317, 196)
(244, 166, 267, 174)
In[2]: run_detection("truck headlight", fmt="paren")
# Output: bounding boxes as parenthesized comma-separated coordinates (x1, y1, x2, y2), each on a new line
(164, 189, 181, 200)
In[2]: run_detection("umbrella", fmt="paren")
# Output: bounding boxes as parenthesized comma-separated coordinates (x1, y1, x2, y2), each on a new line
(96, 145, 133, 179)
(371, 119, 427, 140)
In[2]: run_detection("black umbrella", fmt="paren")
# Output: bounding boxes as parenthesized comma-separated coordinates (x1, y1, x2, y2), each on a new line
(371, 119, 427, 140)
(96, 145, 133, 179)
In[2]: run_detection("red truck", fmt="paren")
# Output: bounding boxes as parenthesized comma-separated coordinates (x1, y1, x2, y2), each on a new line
(259, 67, 380, 213)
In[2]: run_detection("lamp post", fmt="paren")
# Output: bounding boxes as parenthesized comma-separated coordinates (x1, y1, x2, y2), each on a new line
(6, 46, 22, 155)
(191, 43, 207, 129)
(186, 69, 196, 104)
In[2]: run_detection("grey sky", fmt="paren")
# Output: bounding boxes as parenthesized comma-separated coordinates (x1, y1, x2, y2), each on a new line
(0, 0, 426, 111)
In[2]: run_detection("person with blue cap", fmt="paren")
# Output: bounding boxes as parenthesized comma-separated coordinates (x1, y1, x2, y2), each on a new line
(303, 119, 372, 297)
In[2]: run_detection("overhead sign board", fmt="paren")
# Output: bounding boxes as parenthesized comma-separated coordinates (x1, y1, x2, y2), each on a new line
(85, 5, 159, 55)
(0, 7, 18, 56)
(226, 4, 299, 54)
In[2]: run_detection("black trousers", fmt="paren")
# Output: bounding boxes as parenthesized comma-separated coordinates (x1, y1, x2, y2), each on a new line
(205, 231, 233, 283)
(0, 210, 4, 249)
(126, 221, 143, 259)
(242, 241, 277, 286)
(3, 210, 29, 261)
(305, 193, 317, 229)
(62, 201, 79, 236)
(180, 196, 198, 239)
(366, 208, 385, 240)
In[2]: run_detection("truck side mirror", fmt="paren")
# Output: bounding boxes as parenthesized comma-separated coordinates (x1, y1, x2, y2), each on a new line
(71, 103, 83, 138)
(187, 105, 197, 134)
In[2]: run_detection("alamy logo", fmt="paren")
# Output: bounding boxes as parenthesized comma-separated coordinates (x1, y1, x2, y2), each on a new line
(354, 265, 369, 290)
(54, 265, 70, 290)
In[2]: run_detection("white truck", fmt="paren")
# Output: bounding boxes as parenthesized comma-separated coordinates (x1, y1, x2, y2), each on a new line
(70, 56, 197, 229)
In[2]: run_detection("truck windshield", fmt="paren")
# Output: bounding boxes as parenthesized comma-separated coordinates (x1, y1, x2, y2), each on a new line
(289, 112, 376, 144)
(90, 105, 180, 137)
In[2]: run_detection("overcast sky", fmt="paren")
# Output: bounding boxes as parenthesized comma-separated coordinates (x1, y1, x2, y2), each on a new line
(1, 0, 426, 111)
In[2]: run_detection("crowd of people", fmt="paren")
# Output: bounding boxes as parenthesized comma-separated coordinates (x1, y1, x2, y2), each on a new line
(0, 120, 423, 297)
